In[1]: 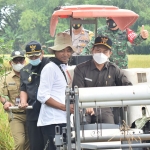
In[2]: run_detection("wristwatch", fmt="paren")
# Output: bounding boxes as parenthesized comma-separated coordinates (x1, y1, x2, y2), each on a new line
(2, 99, 7, 105)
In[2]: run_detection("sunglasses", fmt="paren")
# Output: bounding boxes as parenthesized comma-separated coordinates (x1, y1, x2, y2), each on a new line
(12, 57, 25, 64)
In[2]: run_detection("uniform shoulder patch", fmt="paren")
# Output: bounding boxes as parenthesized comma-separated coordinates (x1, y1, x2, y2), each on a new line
(84, 29, 90, 33)
(109, 62, 118, 68)
(64, 29, 70, 33)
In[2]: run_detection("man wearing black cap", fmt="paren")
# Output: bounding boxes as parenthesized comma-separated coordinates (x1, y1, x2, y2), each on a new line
(0, 50, 29, 150)
(19, 41, 50, 150)
(82, 18, 149, 69)
(72, 36, 132, 124)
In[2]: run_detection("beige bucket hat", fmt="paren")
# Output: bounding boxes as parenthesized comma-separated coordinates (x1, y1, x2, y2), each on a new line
(48, 32, 76, 54)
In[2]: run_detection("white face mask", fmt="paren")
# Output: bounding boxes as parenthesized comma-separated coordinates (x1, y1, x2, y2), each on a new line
(12, 63, 25, 72)
(93, 53, 108, 64)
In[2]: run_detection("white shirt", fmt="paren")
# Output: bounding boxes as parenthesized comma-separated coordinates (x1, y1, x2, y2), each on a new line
(37, 62, 67, 126)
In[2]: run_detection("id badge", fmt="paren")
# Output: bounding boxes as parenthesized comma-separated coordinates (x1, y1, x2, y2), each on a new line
(15, 97, 20, 106)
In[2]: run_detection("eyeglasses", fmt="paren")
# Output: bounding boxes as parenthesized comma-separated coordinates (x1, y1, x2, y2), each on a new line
(12, 58, 25, 64)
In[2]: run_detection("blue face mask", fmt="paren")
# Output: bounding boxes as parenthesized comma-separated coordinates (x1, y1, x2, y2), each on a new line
(29, 58, 41, 66)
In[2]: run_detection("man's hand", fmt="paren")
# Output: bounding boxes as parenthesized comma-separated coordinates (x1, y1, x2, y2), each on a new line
(86, 108, 95, 115)
(19, 102, 28, 109)
(70, 104, 74, 114)
(140, 25, 149, 39)
(3, 102, 13, 111)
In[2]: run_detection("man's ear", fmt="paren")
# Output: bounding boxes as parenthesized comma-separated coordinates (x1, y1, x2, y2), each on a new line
(41, 50, 44, 55)
(9, 60, 12, 66)
(108, 51, 112, 58)
(24, 60, 26, 65)
(91, 47, 94, 54)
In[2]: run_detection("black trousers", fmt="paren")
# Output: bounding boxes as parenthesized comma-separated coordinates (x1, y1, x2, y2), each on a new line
(27, 120, 44, 150)
(41, 123, 66, 150)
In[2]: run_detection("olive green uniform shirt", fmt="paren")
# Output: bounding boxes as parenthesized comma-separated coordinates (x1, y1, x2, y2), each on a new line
(0, 70, 24, 112)
(81, 25, 146, 69)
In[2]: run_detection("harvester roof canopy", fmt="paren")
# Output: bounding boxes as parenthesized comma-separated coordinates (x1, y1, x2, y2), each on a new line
(50, 5, 139, 37)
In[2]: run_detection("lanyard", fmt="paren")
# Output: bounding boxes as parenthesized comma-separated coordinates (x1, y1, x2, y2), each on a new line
(59, 66, 68, 84)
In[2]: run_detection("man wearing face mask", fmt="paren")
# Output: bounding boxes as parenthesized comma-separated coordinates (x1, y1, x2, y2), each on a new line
(81, 18, 149, 69)
(64, 22, 94, 55)
(0, 50, 29, 150)
(72, 36, 132, 124)
(19, 41, 51, 150)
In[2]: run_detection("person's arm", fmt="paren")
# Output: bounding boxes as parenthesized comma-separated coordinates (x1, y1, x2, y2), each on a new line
(72, 65, 94, 115)
(0, 76, 13, 110)
(132, 25, 149, 45)
(45, 97, 73, 113)
(0, 95, 13, 111)
(19, 91, 28, 108)
(19, 71, 28, 108)
(81, 36, 95, 55)
(89, 31, 94, 40)
(115, 66, 132, 86)
(72, 66, 85, 88)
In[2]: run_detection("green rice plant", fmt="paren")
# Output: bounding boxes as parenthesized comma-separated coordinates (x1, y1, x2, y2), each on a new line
(0, 104, 14, 150)
(128, 55, 150, 68)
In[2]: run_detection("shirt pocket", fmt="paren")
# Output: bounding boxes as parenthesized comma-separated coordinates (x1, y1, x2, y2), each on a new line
(7, 84, 17, 90)
(84, 77, 93, 87)
(7, 85, 18, 103)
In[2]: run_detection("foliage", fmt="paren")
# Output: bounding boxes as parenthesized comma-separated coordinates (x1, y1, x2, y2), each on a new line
(0, 104, 14, 150)
(0, 38, 12, 76)
(0, 38, 14, 149)
(0, 0, 149, 54)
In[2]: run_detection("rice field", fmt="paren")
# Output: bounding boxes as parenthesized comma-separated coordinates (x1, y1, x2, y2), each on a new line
(128, 55, 150, 68)
(1, 54, 150, 69)
(0, 104, 14, 150)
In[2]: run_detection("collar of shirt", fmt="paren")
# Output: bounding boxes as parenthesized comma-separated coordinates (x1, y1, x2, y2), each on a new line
(60, 64, 67, 72)
(50, 57, 65, 66)
(10, 70, 19, 78)
(81, 27, 85, 35)
(106, 25, 126, 34)
(90, 59, 109, 71)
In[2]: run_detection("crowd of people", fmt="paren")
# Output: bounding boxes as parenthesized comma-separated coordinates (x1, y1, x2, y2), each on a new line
(0, 17, 149, 150)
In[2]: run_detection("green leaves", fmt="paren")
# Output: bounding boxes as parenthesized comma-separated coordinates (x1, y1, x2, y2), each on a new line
(0, 0, 150, 54)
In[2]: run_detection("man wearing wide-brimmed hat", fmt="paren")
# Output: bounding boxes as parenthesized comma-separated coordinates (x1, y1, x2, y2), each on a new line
(37, 33, 74, 150)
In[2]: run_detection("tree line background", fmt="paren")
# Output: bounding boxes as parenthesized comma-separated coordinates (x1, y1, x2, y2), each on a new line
(0, 0, 150, 54)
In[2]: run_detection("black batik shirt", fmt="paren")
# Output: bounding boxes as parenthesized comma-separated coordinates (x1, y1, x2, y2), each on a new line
(20, 57, 50, 121)
(72, 60, 132, 88)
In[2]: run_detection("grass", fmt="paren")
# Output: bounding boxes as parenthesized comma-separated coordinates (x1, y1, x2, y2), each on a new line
(128, 55, 150, 68)
(0, 104, 14, 150)
(0, 54, 150, 149)
(1, 54, 150, 69)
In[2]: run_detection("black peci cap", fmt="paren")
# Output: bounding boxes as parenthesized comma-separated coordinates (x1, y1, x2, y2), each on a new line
(94, 36, 112, 50)
(25, 41, 42, 56)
